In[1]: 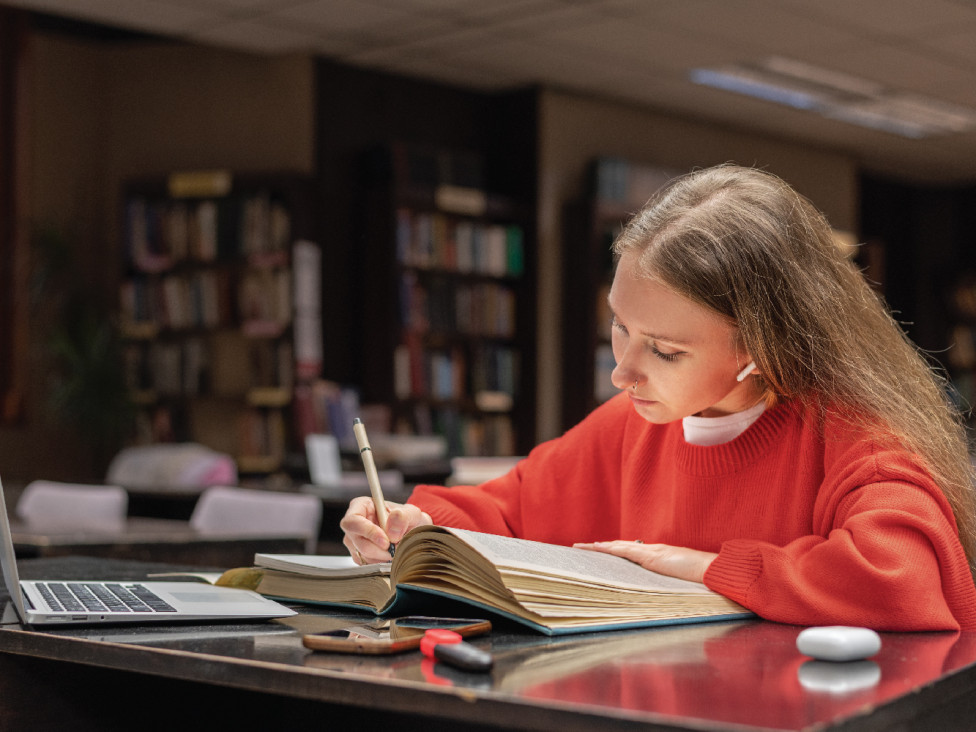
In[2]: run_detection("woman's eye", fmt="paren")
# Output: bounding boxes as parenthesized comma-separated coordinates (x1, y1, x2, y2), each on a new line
(611, 316, 627, 335)
(650, 344, 682, 362)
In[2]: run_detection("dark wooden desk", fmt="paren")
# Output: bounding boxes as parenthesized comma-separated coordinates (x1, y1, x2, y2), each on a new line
(2, 557, 976, 731)
(11, 518, 307, 567)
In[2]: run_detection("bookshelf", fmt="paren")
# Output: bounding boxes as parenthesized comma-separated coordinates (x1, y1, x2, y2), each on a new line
(945, 273, 976, 422)
(117, 171, 322, 474)
(361, 143, 535, 457)
(561, 158, 680, 431)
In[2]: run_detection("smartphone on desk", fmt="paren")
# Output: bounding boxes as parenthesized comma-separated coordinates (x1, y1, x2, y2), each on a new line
(302, 616, 491, 655)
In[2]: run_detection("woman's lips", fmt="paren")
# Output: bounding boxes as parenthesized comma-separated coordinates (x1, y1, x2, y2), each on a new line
(629, 394, 656, 407)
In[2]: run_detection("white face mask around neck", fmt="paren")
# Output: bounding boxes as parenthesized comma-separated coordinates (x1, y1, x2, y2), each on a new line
(682, 400, 767, 446)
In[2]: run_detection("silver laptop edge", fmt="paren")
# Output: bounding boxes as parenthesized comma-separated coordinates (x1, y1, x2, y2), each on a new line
(0, 475, 295, 626)
(0, 476, 32, 624)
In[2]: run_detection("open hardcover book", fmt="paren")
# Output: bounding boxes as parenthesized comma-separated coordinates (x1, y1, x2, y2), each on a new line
(252, 526, 752, 635)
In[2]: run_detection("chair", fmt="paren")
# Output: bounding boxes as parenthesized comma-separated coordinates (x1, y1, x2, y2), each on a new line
(16, 480, 128, 530)
(189, 486, 323, 553)
(106, 443, 237, 490)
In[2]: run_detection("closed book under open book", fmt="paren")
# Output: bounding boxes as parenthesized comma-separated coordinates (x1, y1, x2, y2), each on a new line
(252, 526, 751, 635)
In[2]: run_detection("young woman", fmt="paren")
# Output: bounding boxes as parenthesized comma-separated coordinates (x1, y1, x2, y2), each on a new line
(341, 164, 976, 631)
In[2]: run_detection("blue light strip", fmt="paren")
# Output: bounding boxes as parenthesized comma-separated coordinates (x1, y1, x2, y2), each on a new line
(690, 68, 821, 111)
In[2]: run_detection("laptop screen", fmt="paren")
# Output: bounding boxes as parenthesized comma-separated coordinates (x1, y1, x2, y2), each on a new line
(0, 476, 30, 623)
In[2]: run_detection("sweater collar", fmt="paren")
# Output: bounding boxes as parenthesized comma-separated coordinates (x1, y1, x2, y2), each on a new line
(670, 400, 800, 476)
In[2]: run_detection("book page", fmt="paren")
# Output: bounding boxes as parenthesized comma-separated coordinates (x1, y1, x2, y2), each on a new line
(444, 528, 714, 594)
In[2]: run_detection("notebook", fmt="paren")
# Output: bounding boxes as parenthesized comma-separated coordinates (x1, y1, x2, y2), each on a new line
(0, 476, 296, 626)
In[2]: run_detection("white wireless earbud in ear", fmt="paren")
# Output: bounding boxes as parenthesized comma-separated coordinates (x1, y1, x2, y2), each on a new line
(736, 361, 757, 382)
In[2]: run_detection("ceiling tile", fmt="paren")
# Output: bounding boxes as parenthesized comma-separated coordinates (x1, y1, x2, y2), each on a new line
(190, 18, 322, 53)
(781, 0, 976, 36)
(539, 17, 753, 73)
(270, 0, 461, 48)
(615, 0, 871, 56)
(915, 23, 976, 66)
(269, 0, 418, 33)
(4, 0, 976, 181)
(165, 0, 279, 12)
(809, 42, 976, 104)
(26, 0, 223, 35)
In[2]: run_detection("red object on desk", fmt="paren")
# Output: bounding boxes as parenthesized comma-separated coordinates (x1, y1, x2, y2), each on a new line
(421, 629, 493, 672)
(420, 628, 462, 657)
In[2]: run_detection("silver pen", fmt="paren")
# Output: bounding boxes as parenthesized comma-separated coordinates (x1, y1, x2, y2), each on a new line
(352, 418, 396, 558)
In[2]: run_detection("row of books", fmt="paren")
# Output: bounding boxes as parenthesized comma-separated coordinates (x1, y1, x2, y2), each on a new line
(123, 338, 294, 398)
(396, 208, 524, 277)
(123, 339, 208, 397)
(393, 335, 519, 403)
(124, 193, 292, 272)
(120, 266, 293, 334)
(128, 400, 289, 472)
(399, 271, 517, 338)
(238, 407, 288, 470)
(395, 403, 516, 458)
(292, 380, 362, 450)
(238, 268, 293, 334)
(247, 340, 295, 393)
(121, 270, 233, 332)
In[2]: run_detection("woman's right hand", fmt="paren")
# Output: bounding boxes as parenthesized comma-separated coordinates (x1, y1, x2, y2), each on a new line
(339, 496, 432, 564)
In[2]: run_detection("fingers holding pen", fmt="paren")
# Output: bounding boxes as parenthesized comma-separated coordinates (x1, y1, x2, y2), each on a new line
(340, 497, 432, 564)
(340, 496, 393, 563)
(385, 503, 433, 543)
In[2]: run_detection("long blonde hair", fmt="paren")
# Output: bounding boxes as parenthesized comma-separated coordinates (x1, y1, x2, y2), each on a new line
(613, 164, 976, 568)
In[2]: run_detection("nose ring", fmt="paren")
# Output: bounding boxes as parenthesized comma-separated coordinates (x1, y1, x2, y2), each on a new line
(631, 378, 638, 390)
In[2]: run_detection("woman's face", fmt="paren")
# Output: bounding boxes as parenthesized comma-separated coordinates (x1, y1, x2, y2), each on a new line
(608, 251, 761, 422)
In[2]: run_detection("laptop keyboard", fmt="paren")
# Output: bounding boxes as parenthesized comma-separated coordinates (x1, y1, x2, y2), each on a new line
(35, 582, 177, 613)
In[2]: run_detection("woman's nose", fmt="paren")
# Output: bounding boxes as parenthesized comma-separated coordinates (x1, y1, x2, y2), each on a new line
(610, 360, 643, 391)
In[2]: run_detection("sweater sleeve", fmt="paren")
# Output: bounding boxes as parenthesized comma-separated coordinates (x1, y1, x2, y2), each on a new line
(407, 394, 634, 541)
(704, 451, 976, 631)
(405, 463, 527, 537)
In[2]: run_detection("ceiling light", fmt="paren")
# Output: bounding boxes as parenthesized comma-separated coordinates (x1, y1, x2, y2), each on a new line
(690, 57, 976, 139)
(761, 56, 883, 99)
(689, 68, 824, 110)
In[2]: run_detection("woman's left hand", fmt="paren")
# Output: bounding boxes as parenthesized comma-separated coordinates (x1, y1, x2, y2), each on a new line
(573, 540, 717, 583)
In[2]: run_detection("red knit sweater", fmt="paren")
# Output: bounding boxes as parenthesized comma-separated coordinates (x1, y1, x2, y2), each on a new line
(408, 394, 976, 631)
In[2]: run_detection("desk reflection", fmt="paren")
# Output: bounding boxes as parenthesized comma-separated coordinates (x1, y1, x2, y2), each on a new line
(299, 618, 970, 730)
(10, 554, 976, 731)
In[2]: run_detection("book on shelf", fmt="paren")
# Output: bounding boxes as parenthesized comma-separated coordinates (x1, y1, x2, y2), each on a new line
(124, 189, 296, 269)
(291, 380, 361, 448)
(250, 525, 751, 636)
(394, 208, 524, 278)
(238, 407, 287, 468)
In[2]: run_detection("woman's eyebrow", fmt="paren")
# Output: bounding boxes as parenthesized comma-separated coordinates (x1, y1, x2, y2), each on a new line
(607, 306, 694, 346)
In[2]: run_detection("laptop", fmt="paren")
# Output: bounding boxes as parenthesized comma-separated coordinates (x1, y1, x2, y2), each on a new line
(0, 476, 296, 626)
